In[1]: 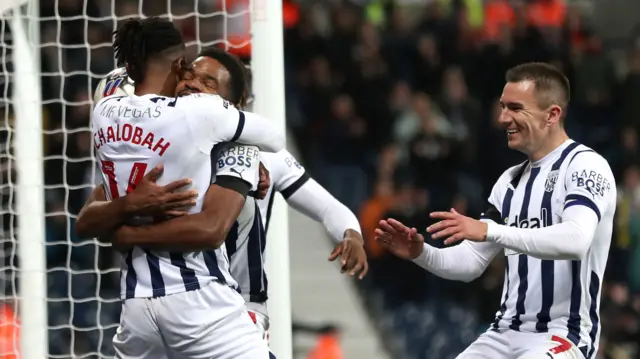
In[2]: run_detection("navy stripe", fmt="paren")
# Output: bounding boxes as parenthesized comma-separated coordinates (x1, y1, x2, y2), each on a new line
(203, 250, 226, 284)
(248, 201, 268, 303)
(568, 149, 594, 166)
(225, 221, 240, 258)
(587, 271, 601, 359)
(264, 190, 276, 233)
(169, 252, 201, 292)
(567, 261, 582, 345)
(491, 161, 527, 330)
(492, 255, 510, 330)
(146, 250, 166, 297)
(536, 141, 580, 333)
(124, 249, 137, 299)
(510, 166, 540, 331)
(231, 111, 246, 142)
(269, 352, 277, 359)
(565, 194, 601, 221)
(280, 172, 310, 199)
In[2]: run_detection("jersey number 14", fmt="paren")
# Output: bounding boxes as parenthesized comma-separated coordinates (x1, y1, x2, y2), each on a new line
(101, 160, 147, 199)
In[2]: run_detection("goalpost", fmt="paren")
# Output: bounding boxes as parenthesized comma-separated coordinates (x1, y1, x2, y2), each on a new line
(5, 0, 291, 358)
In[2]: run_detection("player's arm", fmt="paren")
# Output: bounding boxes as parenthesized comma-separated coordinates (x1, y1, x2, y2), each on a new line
(271, 150, 361, 242)
(75, 185, 128, 238)
(111, 145, 260, 251)
(485, 152, 616, 260)
(415, 212, 503, 282)
(188, 94, 285, 152)
(75, 165, 196, 239)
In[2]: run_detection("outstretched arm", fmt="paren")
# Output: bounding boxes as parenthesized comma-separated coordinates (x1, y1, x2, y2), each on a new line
(376, 218, 501, 282)
(188, 94, 285, 152)
(430, 152, 617, 261)
(285, 177, 361, 243)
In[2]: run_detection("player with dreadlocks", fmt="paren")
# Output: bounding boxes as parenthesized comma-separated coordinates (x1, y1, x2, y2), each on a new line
(97, 45, 368, 349)
(80, 17, 283, 358)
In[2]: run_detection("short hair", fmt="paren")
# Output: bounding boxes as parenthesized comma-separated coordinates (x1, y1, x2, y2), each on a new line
(196, 47, 250, 109)
(113, 17, 185, 83)
(505, 62, 571, 111)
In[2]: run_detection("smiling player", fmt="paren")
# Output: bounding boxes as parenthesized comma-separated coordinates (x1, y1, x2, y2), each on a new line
(376, 62, 616, 359)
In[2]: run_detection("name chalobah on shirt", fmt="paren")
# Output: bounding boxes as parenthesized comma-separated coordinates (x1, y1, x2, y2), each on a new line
(93, 122, 171, 156)
(217, 146, 259, 170)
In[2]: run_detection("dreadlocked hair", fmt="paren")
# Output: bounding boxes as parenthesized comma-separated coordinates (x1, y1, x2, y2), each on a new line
(197, 47, 250, 109)
(113, 17, 184, 83)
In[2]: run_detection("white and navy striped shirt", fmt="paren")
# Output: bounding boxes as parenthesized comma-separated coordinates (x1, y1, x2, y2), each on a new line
(91, 93, 274, 299)
(485, 140, 615, 358)
(226, 149, 309, 304)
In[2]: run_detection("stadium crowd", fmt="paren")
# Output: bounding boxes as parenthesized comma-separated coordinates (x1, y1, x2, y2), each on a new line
(281, 1, 639, 359)
(1, 0, 638, 358)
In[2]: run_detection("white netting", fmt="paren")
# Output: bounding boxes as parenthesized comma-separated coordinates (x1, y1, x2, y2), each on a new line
(1, 0, 251, 357)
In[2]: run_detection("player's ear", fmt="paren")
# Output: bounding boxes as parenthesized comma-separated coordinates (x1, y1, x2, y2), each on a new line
(171, 57, 186, 75)
(546, 105, 562, 127)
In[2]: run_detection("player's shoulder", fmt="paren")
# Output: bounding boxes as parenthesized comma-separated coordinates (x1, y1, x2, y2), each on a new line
(93, 67, 134, 103)
(565, 143, 611, 172)
(499, 160, 529, 187)
(177, 93, 232, 111)
(261, 149, 305, 172)
(214, 142, 260, 167)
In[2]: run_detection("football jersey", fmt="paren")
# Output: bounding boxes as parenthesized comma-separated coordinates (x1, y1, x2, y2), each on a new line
(91, 93, 264, 299)
(487, 140, 616, 358)
(226, 149, 309, 305)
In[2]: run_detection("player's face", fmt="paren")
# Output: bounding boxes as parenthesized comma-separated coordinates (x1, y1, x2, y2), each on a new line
(498, 81, 554, 155)
(175, 57, 232, 100)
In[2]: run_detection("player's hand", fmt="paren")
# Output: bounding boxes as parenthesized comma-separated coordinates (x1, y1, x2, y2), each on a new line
(257, 162, 270, 200)
(375, 218, 424, 260)
(124, 164, 197, 217)
(427, 208, 488, 245)
(328, 229, 368, 279)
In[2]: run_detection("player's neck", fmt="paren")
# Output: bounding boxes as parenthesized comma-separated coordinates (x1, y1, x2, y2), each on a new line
(134, 73, 173, 97)
(528, 130, 570, 162)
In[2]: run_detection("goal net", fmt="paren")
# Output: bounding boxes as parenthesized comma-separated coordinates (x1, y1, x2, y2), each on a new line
(1, 0, 254, 357)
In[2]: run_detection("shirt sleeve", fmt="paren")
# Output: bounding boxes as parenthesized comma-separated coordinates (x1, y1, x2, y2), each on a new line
(271, 150, 310, 198)
(285, 178, 361, 243)
(563, 151, 616, 222)
(185, 94, 285, 153)
(411, 238, 502, 282)
(411, 169, 509, 281)
(485, 151, 616, 260)
(212, 143, 260, 191)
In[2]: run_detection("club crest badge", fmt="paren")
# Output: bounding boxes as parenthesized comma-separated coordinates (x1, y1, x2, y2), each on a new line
(545, 170, 559, 192)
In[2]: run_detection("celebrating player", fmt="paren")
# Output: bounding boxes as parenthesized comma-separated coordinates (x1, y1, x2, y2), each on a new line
(375, 63, 616, 359)
(81, 17, 285, 359)
(175, 47, 368, 340)
(83, 46, 368, 344)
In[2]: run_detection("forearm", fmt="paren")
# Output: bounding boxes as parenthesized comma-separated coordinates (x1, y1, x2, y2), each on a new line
(114, 213, 220, 251)
(412, 236, 498, 282)
(76, 186, 129, 238)
(286, 178, 361, 243)
(486, 206, 598, 260)
(235, 111, 285, 152)
(114, 180, 248, 251)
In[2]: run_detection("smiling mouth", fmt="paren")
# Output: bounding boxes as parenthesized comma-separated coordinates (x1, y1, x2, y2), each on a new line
(506, 129, 519, 134)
